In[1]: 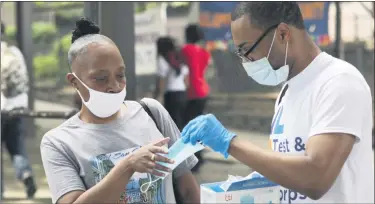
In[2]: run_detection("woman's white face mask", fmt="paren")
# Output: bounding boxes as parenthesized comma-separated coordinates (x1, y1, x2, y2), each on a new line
(72, 73, 127, 118)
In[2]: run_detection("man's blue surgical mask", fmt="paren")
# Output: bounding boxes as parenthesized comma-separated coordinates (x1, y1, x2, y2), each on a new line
(242, 30, 289, 86)
(140, 138, 204, 194)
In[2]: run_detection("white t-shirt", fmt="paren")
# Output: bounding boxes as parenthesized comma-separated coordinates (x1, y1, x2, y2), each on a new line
(269, 52, 374, 203)
(156, 56, 189, 92)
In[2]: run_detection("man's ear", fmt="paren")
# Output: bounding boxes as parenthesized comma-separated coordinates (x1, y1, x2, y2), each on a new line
(66, 73, 78, 89)
(277, 23, 291, 43)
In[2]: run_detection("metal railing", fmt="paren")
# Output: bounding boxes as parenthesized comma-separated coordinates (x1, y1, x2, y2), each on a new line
(1, 109, 78, 200)
(1, 109, 77, 119)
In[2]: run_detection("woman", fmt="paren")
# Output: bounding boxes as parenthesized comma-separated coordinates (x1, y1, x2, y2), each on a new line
(154, 37, 189, 130)
(181, 24, 211, 172)
(40, 18, 200, 204)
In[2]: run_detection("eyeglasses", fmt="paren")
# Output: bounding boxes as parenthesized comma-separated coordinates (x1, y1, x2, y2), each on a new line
(234, 24, 279, 62)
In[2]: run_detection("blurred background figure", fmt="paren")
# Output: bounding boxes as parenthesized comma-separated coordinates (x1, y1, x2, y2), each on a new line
(1, 21, 37, 199)
(154, 36, 189, 130)
(182, 24, 211, 124)
(181, 24, 211, 172)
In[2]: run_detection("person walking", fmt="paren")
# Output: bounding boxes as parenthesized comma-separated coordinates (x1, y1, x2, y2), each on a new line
(181, 2, 374, 203)
(154, 37, 189, 130)
(1, 21, 37, 199)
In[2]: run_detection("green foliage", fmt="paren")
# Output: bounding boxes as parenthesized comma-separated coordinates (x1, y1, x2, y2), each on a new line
(33, 54, 59, 78)
(4, 26, 16, 40)
(168, 2, 190, 7)
(35, 33, 72, 79)
(54, 8, 83, 28)
(4, 22, 57, 44)
(135, 2, 191, 13)
(29, 1, 191, 79)
(34, 2, 83, 9)
(32, 22, 58, 43)
(55, 8, 83, 24)
(2, 2, 14, 9)
(55, 8, 83, 19)
(58, 34, 72, 53)
(135, 2, 158, 13)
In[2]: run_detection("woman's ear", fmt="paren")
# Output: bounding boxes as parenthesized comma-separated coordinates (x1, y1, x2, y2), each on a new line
(66, 73, 78, 89)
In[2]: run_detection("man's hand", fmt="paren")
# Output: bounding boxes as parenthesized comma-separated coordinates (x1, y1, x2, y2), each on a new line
(181, 114, 237, 158)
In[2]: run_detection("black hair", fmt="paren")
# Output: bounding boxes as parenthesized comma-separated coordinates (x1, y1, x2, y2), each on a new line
(156, 37, 183, 76)
(231, 2, 305, 30)
(1, 21, 5, 35)
(185, 24, 204, 44)
(71, 17, 100, 43)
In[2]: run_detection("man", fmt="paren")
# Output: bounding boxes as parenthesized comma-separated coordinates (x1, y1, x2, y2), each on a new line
(1, 22, 37, 199)
(182, 2, 374, 203)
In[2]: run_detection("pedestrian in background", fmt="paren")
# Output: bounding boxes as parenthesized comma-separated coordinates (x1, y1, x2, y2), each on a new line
(1, 21, 37, 199)
(154, 37, 189, 130)
(181, 24, 211, 172)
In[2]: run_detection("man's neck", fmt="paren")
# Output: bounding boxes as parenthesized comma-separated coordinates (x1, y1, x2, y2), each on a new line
(287, 34, 321, 80)
(79, 104, 126, 124)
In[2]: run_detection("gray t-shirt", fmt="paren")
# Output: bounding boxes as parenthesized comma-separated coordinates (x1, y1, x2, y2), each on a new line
(40, 98, 198, 203)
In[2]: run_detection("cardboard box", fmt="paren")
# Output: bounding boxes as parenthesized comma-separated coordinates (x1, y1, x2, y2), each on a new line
(201, 177, 280, 203)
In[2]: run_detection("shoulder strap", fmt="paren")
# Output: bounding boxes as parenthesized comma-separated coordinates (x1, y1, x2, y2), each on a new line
(277, 84, 289, 106)
(138, 100, 162, 133)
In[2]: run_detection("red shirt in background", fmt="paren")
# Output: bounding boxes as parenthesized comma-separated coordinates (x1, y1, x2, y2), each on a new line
(181, 44, 210, 100)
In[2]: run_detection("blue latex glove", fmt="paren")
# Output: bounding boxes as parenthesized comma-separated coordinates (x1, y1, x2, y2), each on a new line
(181, 114, 237, 158)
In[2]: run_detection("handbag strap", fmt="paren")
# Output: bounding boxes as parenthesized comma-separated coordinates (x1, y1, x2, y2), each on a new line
(138, 101, 183, 201)
(138, 100, 162, 133)
(277, 84, 289, 105)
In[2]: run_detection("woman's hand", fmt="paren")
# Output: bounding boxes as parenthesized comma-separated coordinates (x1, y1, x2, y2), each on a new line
(129, 137, 174, 177)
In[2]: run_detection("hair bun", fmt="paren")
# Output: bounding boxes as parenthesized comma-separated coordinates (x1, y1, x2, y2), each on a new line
(71, 17, 100, 43)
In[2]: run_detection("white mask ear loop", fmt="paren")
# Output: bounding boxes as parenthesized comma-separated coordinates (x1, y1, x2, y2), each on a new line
(266, 30, 277, 59)
(140, 174, 162, 194)
(71, 72, 89, 102)
(72, 72, 91, 90)
(284, 41, 289, 65)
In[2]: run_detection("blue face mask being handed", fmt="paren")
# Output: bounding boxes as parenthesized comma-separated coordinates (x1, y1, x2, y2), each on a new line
(242, 30, 289, 86)
(140, 138, 204, 194)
